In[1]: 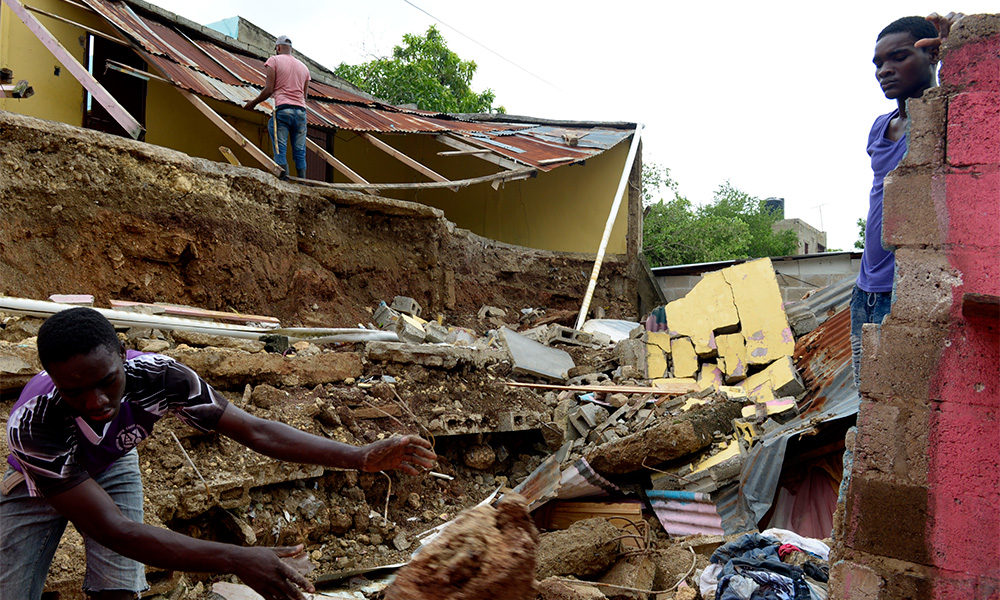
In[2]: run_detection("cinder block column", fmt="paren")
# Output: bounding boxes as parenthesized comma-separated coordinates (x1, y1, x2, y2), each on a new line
(830, 14, 1000, 600)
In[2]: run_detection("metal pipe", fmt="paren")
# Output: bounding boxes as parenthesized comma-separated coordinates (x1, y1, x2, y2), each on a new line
(575, 124, 643, 330)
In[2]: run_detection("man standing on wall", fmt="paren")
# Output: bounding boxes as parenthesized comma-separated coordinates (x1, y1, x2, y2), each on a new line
(245, 35, 311, 181)
(850, 13, 960, 388)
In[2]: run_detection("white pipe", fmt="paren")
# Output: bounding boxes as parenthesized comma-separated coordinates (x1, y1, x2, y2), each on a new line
(0, 297, 398, 343)
(575, 124, 644, 330)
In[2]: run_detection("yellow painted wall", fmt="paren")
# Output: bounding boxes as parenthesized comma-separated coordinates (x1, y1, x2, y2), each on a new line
(0, 0, 110, 124)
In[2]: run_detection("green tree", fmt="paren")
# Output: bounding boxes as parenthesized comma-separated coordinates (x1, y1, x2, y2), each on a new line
(642, 176, 798, 267)
(334, 26, 504, 114)
(855, 217, 867, 249)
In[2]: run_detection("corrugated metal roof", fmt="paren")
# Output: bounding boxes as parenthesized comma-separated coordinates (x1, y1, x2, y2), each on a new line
(83, 0, 633, 171)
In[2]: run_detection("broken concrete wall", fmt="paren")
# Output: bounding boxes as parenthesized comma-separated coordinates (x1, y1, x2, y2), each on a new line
(0, 111, 638, 326)
(830, 14, 1000, 600)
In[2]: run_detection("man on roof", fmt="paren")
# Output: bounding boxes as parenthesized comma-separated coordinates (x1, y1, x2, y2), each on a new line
(1, 307, 437, 600)
(850, 13, 961, 388)
(245, 35, 311, 181)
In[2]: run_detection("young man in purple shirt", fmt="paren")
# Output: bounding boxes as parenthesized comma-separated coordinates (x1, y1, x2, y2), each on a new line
(851, 14, 959, 388)
(2, 308, 436, 600)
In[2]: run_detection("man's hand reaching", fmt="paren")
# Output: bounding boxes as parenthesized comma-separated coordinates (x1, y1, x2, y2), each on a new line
(915, 12, 965, 49)
(361, 434, 437, 475)
(235, 545, 316, 600)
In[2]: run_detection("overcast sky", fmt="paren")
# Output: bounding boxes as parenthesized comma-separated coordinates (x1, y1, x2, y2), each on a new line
(150, 1, 994, 251)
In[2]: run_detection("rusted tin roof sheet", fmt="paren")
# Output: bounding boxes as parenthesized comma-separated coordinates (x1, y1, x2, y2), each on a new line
(84, 0, 633, 171)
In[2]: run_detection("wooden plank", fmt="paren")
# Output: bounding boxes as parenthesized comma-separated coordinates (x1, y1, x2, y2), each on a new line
(435, 133, 521, 171)
(178, 89, 281, 175)
(109, 300, 280, 325)
(505, 381, 698, 395)
(291, 166, 535, 192)
(437, 149, 490, 156)
(304, 137, 370, 185)
(219, 146, 241, 166)
(360, 132, 454, 188)
(3, 0, 143, 138)
(25, 4, 130, 46)
(535, 500, 644, 549)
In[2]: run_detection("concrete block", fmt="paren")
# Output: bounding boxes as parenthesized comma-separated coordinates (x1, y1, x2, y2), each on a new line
(861, 322, 948, 402)
(665, 270, 738, 355)
(390, 295, 422, 318)
(373, 302, 400, 329)
(939, 23, 1000, 92)
(715, 333, 747, 382)
(722, 258, 795, 365)
(943, 169, 1000, 249)
(843, 473, 930, 565)
(947, 92, 1000, 166)
(889, 248, 962, 325)
(827, 561, 884, 600)
(927, 402, 1000, 574)
(501, 327, 575, 381)
(882, 168, 946, 249)
(670, 337, 698, 378)
(900, 90, 947, 168)
(853, 400, 929, 485)
(932, 317, 1000, 408)
(549, 324, 595, 347)
(423, 321, 449, 343)
(394, 318, 426, 343)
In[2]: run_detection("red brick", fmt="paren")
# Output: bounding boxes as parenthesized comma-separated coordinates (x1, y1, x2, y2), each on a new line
(947, 93, 1000, 166)
(882, 168, 947, 248)
(943, 169, 1000, 249)
(940, 30, 1000, 93)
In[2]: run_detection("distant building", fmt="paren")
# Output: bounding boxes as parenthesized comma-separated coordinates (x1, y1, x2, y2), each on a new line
(773, 218, 827, 255)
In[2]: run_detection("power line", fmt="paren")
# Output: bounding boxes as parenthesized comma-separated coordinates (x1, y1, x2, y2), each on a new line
(402, 0, 563, 92)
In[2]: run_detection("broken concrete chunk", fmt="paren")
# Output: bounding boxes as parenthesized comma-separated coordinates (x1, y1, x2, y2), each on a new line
(548, 324, 595, 347)
(395, 316, 427, 343)
(646, 331, 671, 379)
(390, 295, 422, 318)
(742, 354, 805, 403)
(373, 302, 401, 329)
(665, 270, 739, 355)
(599, 554, 655, 600)
(164, 347, 362, 389)
(697, 362, 723, 391)
(424, 321, 449, 343)
(171, 329, 267, 353)
(364, 341, 503, 369)
(715, 333, 748, 382)
(721, 258, 795, 365)
(501, 327, 575, 381)
(477, 305, 507, 320)
(536, 578, 607, 600)
(536, 517, 621, 580)
(671, 337, 698, 378)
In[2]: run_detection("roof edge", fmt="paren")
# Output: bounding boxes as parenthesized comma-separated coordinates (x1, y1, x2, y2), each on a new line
(454, 112, 639, 130)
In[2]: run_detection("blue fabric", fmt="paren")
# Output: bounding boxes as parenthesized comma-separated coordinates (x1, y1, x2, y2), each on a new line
(711, 534, 812, 600)
(0, 451, 147, 599)
(857, 110, 908, 293)
(849, 286, 893, 388)
(268, 106, 308, 174)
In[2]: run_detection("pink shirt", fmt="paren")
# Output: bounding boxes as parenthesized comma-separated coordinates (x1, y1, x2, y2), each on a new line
(265, 54, 310, 108)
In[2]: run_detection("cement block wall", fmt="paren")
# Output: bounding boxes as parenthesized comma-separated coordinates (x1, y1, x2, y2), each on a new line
(829, 15, 1000, 600)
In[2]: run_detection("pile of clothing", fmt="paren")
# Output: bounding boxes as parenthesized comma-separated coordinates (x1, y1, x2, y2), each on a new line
(698, 528, 830, 600)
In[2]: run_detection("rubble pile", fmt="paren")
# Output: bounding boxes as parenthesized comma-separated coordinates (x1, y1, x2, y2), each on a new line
(1, 257, 832, 600)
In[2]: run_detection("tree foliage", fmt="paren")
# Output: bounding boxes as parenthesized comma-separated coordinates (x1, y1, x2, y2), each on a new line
(855, 217, 866, 249)
(642, 165, 798, 267)
(334, 26, 504, 114)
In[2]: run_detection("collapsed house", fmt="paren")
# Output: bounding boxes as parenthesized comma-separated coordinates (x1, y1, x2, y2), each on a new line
(1, 5, 997, 600)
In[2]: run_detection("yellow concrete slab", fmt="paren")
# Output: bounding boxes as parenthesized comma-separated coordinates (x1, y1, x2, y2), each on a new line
(721, 258, 794, 365)
(665, 271, 739, 356)
(651, 377, 699, 391)
(697, 362, 723, 391)
(692, 440, 741, 472)
(716, 333, 748, 382)
(647, 344, 669, 379)
(671, 337, 699, 378)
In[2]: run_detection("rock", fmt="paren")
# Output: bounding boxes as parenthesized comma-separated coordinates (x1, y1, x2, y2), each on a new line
(136, 339, 170, 353)
(464, 444, 496, 470)
(598, 555, 655, 600)
(250, 384, 288, 409)
(651, 546, 704, 591)
(385, 494, 538, 600)
(164, 346, 362, 388)
(673, 586, 698, 600)
(393, 532, 410, 551)
(537, 577, 608, 600)
(407, 493, 422, 510)
(169, 329, 267, 353)
(536, 517, 620, 580)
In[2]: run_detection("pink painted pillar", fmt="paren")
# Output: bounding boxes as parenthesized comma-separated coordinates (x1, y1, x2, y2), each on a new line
(830, 14, 1000, 600)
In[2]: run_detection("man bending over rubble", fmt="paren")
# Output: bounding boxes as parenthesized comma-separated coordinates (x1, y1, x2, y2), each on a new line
(1, 307, 437, 600)
(851, 13, 961, 388)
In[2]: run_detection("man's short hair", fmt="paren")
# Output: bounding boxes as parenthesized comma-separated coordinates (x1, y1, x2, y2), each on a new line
(878, 16, 939, 42)
(37, 307, 120, 367)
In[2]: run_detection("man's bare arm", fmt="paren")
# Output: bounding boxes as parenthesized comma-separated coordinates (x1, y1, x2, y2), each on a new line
(214, 402, 437, 474)
(244, 65, 277, 110)
(47, 479, 314, 600)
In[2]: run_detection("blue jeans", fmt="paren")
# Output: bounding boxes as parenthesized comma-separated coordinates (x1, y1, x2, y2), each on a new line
(849, 285, 893, 389)
(268, 106, 307, 175)
(0, 450, 148, 599)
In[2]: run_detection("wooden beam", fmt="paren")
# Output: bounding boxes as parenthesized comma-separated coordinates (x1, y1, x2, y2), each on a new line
(25, 4, 130, 47)
(290, 166, 535, 192)
(435, 133, 522, 171)
(360, 132, 454, 188)
(178, 89, 281, 175)
(437, 149, 490, 156)
(53, 0, 93, 12)
(2, 0, 143, 139)
(304, 138, 370, 185)
(219, 146, 241, 166)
